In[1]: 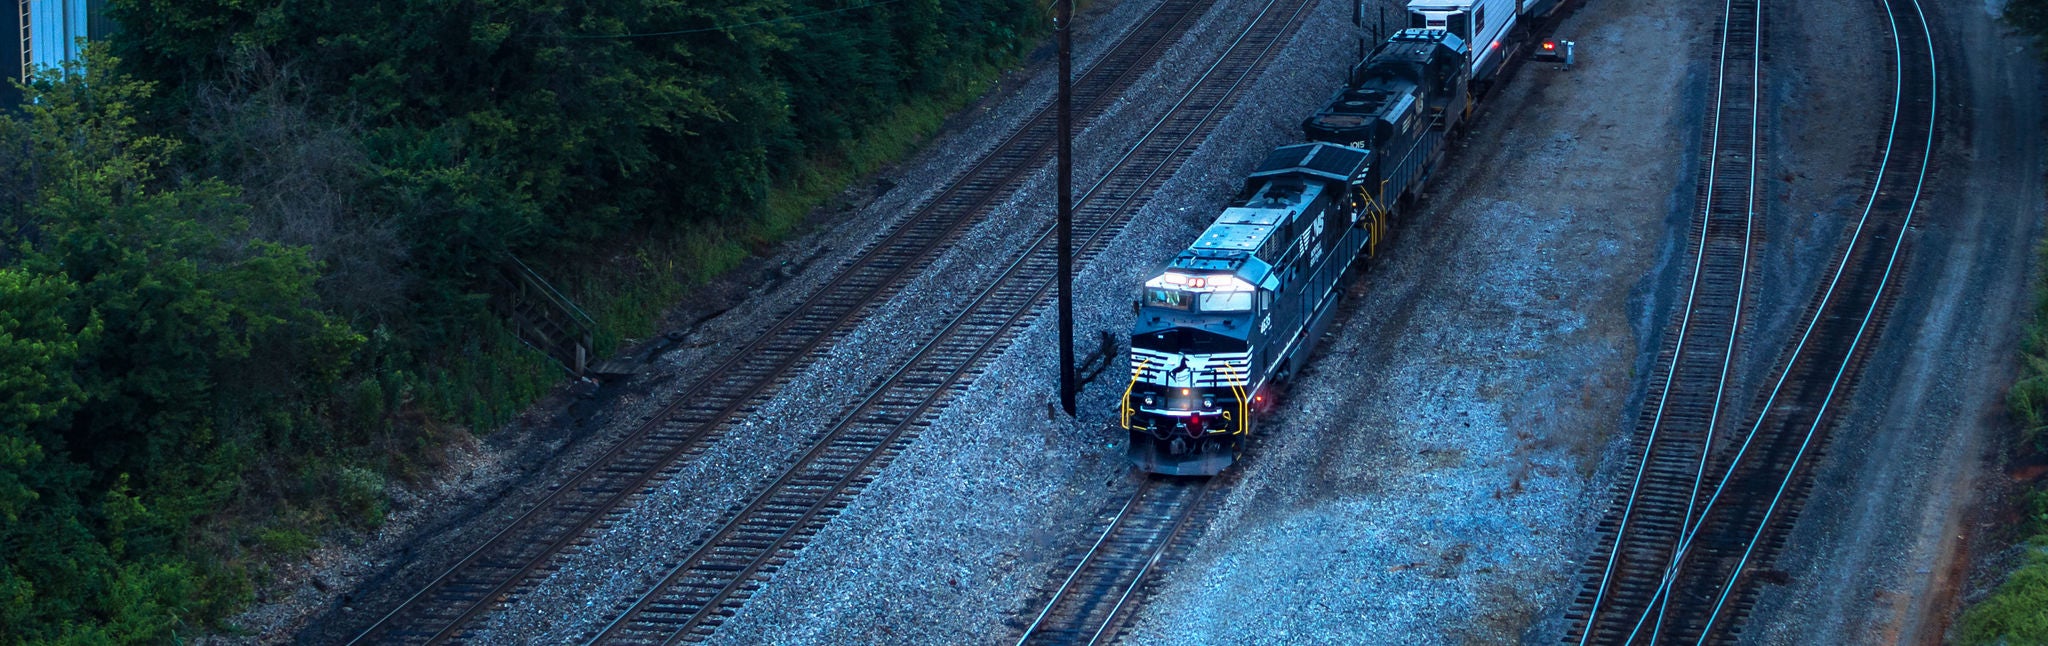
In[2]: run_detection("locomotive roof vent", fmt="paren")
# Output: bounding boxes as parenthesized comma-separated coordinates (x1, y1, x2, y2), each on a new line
(1337, 89, 1390, 114)
(1258, 182, 1305, 207)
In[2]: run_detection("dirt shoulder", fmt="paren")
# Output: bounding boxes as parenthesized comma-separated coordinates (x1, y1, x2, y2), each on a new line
(1737, 0, 2047, 643)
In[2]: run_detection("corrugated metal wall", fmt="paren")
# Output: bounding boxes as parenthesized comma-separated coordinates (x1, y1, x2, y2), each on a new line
(24, 0, 88, 76)
(5, 1, 25, 107)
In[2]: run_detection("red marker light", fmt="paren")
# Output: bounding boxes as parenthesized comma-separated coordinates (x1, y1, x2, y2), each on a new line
(1543, 41, 1556, 50)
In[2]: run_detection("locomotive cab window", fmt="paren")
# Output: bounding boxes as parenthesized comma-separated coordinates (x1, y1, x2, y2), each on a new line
(1145, 287, 1191, 310)
(1200, 291, 1253, 312)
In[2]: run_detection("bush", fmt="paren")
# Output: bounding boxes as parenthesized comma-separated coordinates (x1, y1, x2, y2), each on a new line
(255, 527, 317, 559)
(1957, 540, 2048, 645)
(336, 466, 388, 528)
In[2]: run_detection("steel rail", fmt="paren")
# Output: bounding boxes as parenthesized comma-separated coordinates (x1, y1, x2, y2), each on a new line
(1014, 480, 1155, 645)
(1614, 0, 1937, 639)
(1081, 481, 1213, 646)
(338, 2, 1214, 642)
(1575, 0, 1763, 638)
(585, 0, 1310, 641)
(1008, 478, 1214, 646)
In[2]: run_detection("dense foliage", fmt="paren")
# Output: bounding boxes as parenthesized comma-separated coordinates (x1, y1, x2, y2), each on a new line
(1954, 3, 2048, 642)
(1, 65, 358, 642)
(1, 0, 1044, 641)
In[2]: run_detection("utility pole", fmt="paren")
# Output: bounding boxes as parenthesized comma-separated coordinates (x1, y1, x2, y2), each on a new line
(1056, 0, 1077, 416)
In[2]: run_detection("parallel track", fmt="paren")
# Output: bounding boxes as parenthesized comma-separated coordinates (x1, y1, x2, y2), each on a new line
(338, 2, 1215, 642)
(1570, 0, 1937, 641)
(1013, 477, 1219, 646)
(584, 2, 1313, 641)
(1568, 0, 1765, 639)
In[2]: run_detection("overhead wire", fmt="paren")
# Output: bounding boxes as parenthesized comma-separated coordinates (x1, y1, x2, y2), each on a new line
(549, 0, 906, 39)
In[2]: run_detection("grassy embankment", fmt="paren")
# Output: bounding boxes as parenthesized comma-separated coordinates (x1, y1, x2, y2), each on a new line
(1951, 1, 2048, 641)
(564, 72, 1005, 351)
(1955, 239, 2048, 642)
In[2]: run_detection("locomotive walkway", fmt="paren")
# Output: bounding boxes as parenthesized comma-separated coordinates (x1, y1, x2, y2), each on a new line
(1568, 0, 1937, 639)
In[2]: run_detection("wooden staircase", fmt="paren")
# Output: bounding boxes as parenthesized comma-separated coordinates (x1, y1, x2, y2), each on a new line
(493, 256, 597, 376)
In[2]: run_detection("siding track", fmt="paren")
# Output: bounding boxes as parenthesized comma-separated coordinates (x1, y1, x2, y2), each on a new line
(1568, 0, 1937, 641)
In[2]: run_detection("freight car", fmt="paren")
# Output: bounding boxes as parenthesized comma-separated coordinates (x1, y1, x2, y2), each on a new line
(1404, 0, 1564, 84)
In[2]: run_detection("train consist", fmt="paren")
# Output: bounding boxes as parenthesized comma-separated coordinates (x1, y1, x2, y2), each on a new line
(1120, 0, 1563, 475)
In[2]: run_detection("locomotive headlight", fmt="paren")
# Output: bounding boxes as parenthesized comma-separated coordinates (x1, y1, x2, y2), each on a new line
(1202, 394, 1215, 409)
(1143, 394, 1155, 406)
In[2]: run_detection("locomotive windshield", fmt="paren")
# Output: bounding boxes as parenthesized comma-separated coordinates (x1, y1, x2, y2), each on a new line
(1199, 291, 1253, 312)
(1144, 287, 1191, 310)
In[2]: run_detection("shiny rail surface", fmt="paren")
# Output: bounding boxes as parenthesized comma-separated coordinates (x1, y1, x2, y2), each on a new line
(1568, 0, 1937, 640)
(1013, 477, 1218, 646)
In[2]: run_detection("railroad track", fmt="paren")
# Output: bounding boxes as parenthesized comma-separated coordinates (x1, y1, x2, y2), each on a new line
(1567, 0, 1766, 639)
(584, 1, 1313, 641)
(1568, 0, 1937, 641)
(1013, 476, 1221, 646)
(334, 2, 1216, 643)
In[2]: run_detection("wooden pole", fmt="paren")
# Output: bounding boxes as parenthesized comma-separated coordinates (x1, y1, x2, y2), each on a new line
(1057, 0, 1077, 416)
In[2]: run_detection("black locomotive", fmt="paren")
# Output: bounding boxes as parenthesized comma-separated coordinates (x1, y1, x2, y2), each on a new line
(1120, 28, 1471, 475)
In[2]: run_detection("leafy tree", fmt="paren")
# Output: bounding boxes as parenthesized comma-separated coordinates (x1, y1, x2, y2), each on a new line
(0, 55, 359, 642)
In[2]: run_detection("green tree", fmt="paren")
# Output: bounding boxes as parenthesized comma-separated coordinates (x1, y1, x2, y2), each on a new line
(0, 54, 360, 642)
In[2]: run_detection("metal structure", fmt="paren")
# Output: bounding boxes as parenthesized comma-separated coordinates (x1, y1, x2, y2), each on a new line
(1014, 477, 1220, 646)
(17, 0, 90, 80)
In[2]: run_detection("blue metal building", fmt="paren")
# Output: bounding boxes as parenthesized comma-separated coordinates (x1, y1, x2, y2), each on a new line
(9, 0, 106, 106)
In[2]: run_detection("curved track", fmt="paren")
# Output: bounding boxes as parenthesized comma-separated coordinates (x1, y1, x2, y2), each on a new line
(583, 1, 1313, 640)
(1569, 0, 1937, 641)
(1012, 477, 1219, 646)
(335, 2, 1216, 642)
(1568, 0, 1765, 638)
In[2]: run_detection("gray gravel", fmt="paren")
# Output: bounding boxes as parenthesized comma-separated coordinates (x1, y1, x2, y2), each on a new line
(1117, 0, 1721, 641)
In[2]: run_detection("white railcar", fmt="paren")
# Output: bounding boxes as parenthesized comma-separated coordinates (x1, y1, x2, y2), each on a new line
(1405, 0, 1561, 83)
